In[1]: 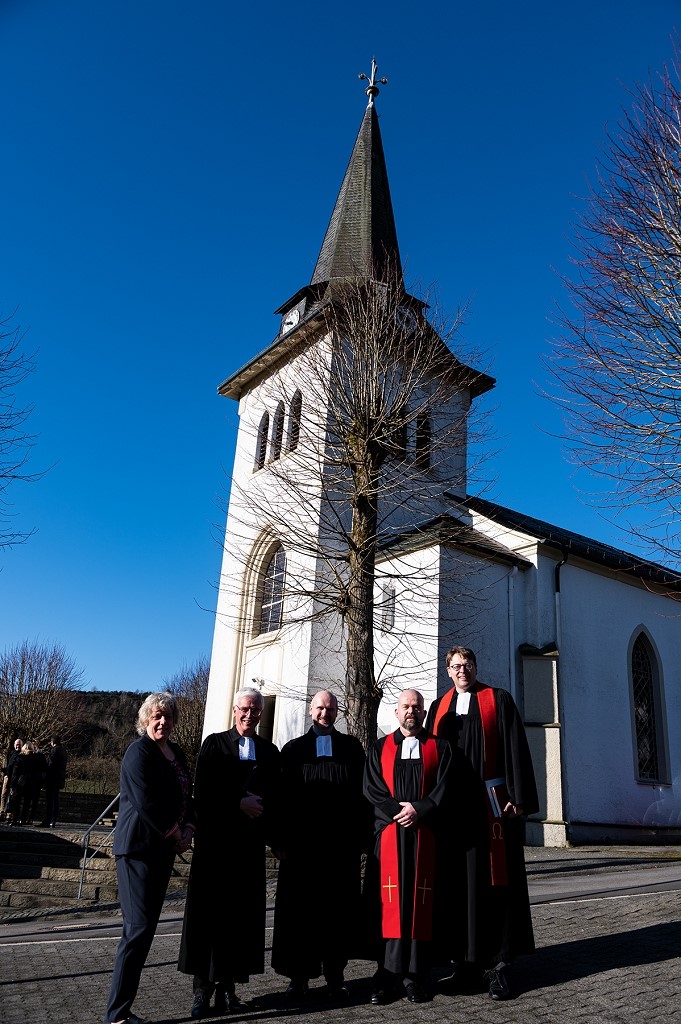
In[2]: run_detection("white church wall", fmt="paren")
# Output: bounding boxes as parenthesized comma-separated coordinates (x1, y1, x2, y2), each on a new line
(558, 562, 681, 831)
(373, 545, 443, 736)
(204, 336, 335, 740)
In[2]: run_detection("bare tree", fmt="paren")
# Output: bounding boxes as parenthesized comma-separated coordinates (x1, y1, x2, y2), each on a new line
(0, 640, 85, 761)
(547, 52, 681, 567)
(220, 264, 494, 747)
(0, 313, 35, 549)
(165, 656, 210, 774)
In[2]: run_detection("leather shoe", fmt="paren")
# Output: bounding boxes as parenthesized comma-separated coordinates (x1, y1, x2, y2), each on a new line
(405, 981, 427, 1003)
(326, 982, 350, 1000)
(370, 989, 387, 1005)
(285, 980, 308, 1003)
(486, 963, 511, 1000)
(191, 992, 211, 1019)
(226, 992, 250, 1012)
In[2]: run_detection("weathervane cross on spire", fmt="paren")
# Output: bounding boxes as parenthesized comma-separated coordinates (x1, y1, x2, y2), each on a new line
(358, 57, 388, 107)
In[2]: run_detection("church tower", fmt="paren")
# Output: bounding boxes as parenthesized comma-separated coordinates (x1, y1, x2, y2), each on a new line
(203, 63, 493, 743)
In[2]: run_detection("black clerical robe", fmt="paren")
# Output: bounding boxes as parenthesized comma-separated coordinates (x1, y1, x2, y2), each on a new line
(177, 727, 281, 983)
(363, 729, 453, 979)
(426, 684, 538, 964)
(271, 727, 368, 981)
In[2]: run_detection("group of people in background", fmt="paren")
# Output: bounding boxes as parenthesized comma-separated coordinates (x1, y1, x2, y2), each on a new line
(0, 735, 68, 827)
(103, 644, 538, 1024)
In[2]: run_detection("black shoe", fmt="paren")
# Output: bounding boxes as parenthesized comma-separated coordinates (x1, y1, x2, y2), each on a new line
(440, 961, 485, 994)
(326, 982, 350, 1000)
(191, 992, 212, 1019)
(486, 963, 511, 1000)
(226, 992, 249, 1013)
(404, 981, 427, 1003)
(285, 980, 308, 1004)
(370, 989, 387, 1005)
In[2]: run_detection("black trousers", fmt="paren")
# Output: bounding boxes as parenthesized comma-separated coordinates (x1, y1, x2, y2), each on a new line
(104, 849, 174, 1023)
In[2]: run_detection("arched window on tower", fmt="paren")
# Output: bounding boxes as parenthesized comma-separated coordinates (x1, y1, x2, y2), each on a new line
(256, 544, 286, 636)
(254, 411, 269, 471)
(415, 413, 431, 469)
(270, 401, 285, 462)
(630, 631, 669, 783)
(287, 390, 302, 451)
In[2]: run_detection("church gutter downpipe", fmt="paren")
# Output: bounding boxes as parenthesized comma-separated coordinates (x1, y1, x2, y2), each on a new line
(554, 547, 569, 653)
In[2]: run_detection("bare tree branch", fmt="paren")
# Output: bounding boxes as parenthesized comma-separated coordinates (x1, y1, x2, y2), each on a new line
(0, 312, 37, 549)
(546, 49, 681, 568)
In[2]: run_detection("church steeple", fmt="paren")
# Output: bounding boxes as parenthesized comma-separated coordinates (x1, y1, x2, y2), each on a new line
(311, 60, 401, 287)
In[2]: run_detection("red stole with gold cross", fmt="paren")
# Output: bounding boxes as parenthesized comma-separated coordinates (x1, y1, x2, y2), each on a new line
(432, 684, 508, 886)
(379, 732, 439, 940)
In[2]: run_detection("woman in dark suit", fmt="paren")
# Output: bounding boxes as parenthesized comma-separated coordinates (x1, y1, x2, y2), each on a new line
(104, 691, 195, 1024)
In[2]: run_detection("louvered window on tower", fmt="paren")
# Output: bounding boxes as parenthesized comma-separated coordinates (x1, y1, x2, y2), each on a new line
(258, 544, 286, 636)
(415, 414, 431, 468)
(287, 390, 302, 451)
(379, 583, 396, 632)
(270, 401, 285, 461)
(255, 411, 269, 471)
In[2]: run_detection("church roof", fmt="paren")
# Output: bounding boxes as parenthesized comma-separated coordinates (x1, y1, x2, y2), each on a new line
(310, 101, 401, 286)
(467, 495, 681, 591)
(378, 513, 534, 569)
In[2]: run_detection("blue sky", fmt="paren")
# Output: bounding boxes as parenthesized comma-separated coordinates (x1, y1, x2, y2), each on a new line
(0, 1, 678, 693)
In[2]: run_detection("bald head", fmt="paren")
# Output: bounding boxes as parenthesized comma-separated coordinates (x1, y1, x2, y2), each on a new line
(309, 690, 339, 733)
(395, 689, 426, 735)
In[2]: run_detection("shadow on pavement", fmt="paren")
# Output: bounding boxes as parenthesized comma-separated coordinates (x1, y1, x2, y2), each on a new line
(516, 920, 681, 993)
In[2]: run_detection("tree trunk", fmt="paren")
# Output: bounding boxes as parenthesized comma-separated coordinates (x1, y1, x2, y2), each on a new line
(344, 461, 382, 749)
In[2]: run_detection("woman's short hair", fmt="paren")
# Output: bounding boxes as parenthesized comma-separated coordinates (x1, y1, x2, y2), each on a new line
(21, 742, 35, 755)
(136, 691, 179, 736)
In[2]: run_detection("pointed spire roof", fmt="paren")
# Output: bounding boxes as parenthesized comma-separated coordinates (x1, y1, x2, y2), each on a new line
(311, 93, 401, 286)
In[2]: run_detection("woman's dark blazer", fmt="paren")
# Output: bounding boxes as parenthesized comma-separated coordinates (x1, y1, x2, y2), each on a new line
(113, 734, 194, 858)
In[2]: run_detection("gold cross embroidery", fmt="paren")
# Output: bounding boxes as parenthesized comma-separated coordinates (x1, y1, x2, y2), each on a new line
(383, 876, 397, 902)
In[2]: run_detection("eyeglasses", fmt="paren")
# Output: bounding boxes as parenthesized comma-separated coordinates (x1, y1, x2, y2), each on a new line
(449, 662, 474, 673)
(235, 706, 262, 717)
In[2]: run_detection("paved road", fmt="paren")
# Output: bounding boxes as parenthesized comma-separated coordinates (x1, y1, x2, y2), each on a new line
(2, 848, 680, 1023)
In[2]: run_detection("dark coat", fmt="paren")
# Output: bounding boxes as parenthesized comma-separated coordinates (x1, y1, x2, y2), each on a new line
(178, 727, 281, 983)
(425, 683, 538, 963)
(113, 734, 194, 858)
(271, 728, 368, 979)
(45, 743, 68, 790)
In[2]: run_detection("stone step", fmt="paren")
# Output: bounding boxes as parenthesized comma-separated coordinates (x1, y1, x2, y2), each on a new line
(0, 890, 100, 910)
(0, 876, 118, 901)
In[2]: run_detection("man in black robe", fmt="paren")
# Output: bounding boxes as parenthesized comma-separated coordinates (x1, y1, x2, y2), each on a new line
(364, 688, 454, 1005)
(271, 690, 367, 1000)
(178, 687, 281, 1019)
(425, 645, 539, 1000)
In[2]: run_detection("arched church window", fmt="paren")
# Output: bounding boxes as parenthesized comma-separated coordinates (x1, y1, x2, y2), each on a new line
(287, 390, 302, 451)
(270, 401, 285, 462)
(415, 413, 431, 469)
(630, 632, 668, 783)
(255, 411, 269, 471)
(257, 544, 286, 636)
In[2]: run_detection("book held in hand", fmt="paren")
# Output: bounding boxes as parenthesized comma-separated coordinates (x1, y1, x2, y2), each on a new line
(485, 776, 511, 818)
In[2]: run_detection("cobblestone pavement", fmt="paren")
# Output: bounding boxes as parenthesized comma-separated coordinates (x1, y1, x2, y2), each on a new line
(2, 855, 680, 1024)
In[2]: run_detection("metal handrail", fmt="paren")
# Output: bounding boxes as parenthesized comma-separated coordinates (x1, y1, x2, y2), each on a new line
(77, 793, 120, 899)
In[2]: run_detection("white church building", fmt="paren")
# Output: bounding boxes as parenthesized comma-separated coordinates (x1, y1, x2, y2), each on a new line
(204, 77, 681, 846)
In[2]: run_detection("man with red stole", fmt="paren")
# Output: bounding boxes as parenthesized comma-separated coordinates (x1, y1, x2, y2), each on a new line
(426, 646, 538, 1001)
(363, 689, 454, 1005)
